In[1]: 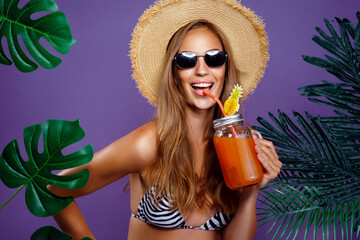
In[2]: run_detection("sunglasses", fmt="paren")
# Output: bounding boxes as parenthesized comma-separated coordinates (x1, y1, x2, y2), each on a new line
(174, 50, 228, 69)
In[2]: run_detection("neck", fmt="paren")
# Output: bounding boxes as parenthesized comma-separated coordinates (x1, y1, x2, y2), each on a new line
(185, 106, 215, 143)
(185, 106, 215, 176)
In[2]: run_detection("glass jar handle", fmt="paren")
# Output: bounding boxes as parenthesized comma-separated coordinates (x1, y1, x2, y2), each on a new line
(251, 130, 263, 139)
(245, 124, 263, 139)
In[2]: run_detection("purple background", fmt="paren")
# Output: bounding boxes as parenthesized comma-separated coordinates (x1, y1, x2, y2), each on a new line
(0, 0, 358, 239)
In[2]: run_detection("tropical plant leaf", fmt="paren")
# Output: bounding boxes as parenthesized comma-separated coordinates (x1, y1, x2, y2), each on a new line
(0, 0, 76, 72)
(0, 119, 93, 217)
(301, 12, 360, 84)
(30, 225, 94, 240)
(258, 182, 360, 240)
(254, 15, 360, 229)
(255, 110, 360, 204)
(300, 12, 360, 117)
(298, 81, 360, 117)
(31, 226, 72, 240)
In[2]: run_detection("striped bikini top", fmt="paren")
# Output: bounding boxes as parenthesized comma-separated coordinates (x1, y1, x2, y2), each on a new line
(131, 186, 233, 230)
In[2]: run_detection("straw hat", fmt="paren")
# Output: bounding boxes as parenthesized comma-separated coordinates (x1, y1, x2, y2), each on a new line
(130, 0, 269, 106)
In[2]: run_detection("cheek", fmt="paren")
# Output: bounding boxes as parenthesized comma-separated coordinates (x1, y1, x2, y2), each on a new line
(215, 68, 226, 85)
(175, 70, 190, 94)
(177, 69, 193, 86)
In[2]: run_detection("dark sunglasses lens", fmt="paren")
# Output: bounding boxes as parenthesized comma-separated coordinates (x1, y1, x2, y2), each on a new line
(175, 52, 197, 69)
(205, 51, 227, 67)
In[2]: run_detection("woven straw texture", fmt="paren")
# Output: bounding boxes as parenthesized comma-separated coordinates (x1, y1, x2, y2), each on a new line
(130, 0, 269, 106)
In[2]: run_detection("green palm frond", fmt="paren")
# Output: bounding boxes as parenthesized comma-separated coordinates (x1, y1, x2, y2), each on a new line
(300, 12, 360, 116)
(254, 12, 360, 240)
(255, 110, 359, 206)
(258, 182, 360, 240)
(299, 81, 360, 117)
(255, 109, 360, 239)
(317, 116, 360, 173)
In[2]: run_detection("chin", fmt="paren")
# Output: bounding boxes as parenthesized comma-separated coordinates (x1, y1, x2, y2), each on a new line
(189, 100, 216, 111)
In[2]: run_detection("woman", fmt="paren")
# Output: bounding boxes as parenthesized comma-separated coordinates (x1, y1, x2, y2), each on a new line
(50, 0, 282, 239)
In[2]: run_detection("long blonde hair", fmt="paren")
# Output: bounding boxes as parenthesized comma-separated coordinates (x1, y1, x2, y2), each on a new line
(149, 20, 241, 215)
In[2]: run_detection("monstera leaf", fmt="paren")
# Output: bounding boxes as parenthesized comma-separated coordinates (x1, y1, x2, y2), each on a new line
(31, 225, 94, 240)
(31, 226, 72, 240)
(0, 119, 93, 217)
(0, 0, 76, 72)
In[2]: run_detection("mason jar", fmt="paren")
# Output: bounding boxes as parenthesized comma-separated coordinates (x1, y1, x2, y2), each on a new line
(213, 114, 263, 190)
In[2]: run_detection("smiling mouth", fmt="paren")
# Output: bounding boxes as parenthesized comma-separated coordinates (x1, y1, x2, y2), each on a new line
(191, 83, 213, 92)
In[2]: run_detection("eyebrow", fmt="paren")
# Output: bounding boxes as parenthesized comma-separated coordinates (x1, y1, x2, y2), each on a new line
(178, 48, 223, 54)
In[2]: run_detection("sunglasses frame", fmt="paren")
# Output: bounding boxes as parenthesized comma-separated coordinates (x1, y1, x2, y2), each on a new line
(173, 50, 228, 69)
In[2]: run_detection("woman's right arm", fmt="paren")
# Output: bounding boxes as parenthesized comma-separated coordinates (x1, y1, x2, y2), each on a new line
(48, 122, 157, 239)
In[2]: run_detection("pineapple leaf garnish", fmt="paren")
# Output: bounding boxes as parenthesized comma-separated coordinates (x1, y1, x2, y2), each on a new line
(224, 84, 243, 116)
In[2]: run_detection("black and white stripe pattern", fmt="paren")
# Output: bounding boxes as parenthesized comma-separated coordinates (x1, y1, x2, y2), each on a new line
(132, 186, 233, 230)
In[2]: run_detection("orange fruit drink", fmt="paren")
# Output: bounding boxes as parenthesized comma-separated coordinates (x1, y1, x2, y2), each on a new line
(203, 87, 263, 190)
(213, 136, 263, 190)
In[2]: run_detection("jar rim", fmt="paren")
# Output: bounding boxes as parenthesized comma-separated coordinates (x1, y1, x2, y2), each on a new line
(213, 114, 244, 128)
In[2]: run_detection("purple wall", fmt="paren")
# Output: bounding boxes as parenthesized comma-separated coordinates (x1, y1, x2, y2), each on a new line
(0, 0, 358, 239)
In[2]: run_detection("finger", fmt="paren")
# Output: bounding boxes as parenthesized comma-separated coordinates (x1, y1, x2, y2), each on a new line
(258, 153, 278, 178)
(256, 139, 282, 169)
(259, 148, 282, 175)
(258, 139, 279, 160)
(257, 152, 280, 180)
(257, 142, 276, 160)
(258, 144, 282, 169)
(253, 138, 282, 178)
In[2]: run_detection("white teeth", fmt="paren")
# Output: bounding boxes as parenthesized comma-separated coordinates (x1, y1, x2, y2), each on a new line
(191, 83, 212, 88)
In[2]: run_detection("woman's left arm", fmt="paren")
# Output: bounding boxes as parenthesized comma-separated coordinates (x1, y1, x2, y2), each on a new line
(223, 138, 282, 240)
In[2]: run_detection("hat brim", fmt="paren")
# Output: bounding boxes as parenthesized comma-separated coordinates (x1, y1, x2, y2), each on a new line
(130, 0, 269, 106)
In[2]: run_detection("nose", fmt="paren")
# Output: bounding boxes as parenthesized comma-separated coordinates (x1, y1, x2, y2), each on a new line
(195, 56, 209, 76)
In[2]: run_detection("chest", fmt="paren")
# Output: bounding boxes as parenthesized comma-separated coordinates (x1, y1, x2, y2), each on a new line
(129, 172, 223, 229)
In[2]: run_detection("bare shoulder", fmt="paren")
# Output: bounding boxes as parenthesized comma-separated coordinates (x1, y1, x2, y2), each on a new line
(126, 120, 157, 167)
(104, 120, 157, 173)
(49, 121, 157, 197)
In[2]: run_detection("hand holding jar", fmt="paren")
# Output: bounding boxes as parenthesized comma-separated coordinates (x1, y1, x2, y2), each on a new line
(213, 114, 282, 190)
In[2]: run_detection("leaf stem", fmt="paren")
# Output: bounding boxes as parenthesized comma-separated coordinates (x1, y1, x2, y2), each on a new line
(0, 184, 26, 210)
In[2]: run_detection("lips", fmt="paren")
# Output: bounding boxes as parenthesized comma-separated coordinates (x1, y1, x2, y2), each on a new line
(191, 82, 214, 96)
